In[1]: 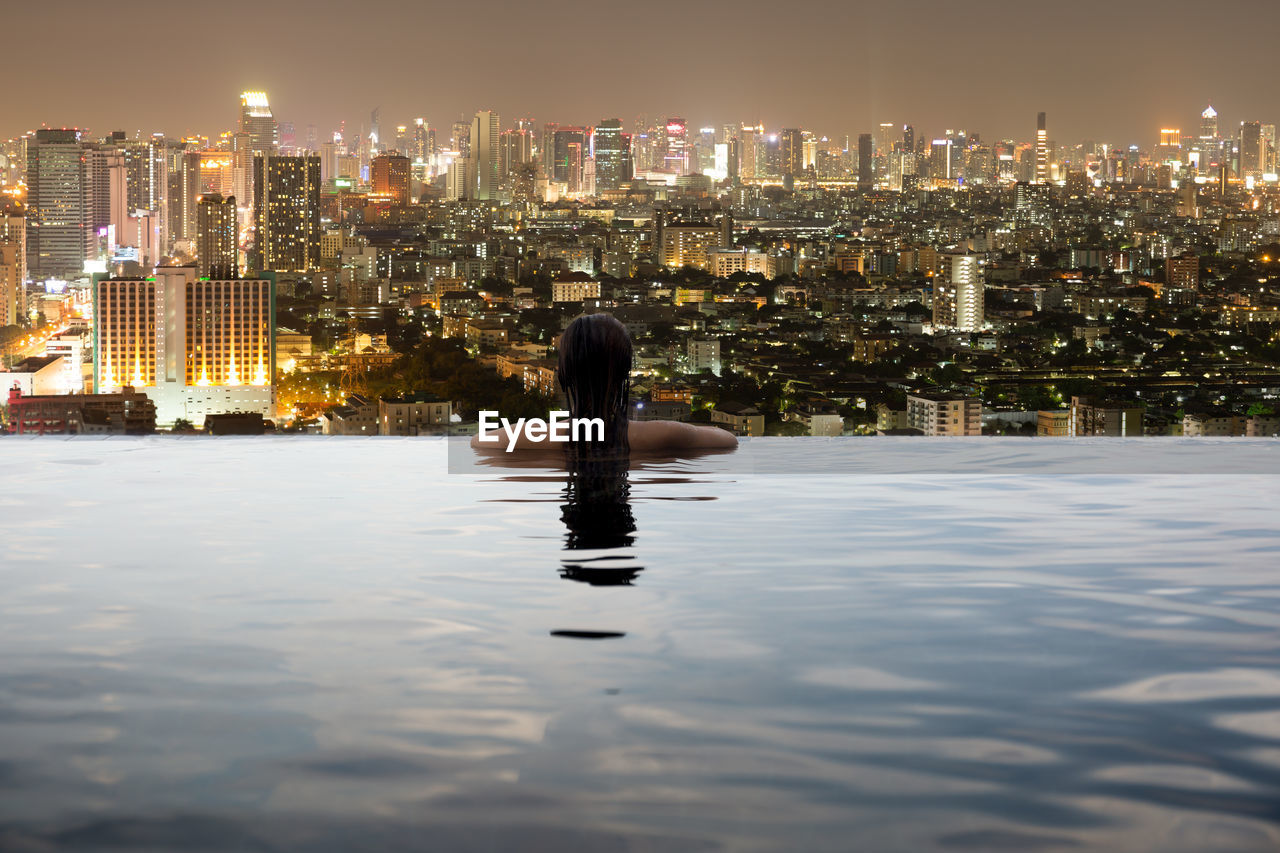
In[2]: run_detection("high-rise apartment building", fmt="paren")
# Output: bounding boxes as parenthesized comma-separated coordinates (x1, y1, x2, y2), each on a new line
(252, 155, 320, 272)
(1166, 252, 1200, 291)
(197, 193, 238, 279)
(93, 265, 275, 426)
(240, 91, 279, 155)
(26, 129, 91, 278)
(371, 153, 411, 204)
(933, 253, 984, 331)
(469, 110, 500, 201)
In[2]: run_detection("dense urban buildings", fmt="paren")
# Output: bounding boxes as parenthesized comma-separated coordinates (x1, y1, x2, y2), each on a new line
(3, 94, 1280, 437)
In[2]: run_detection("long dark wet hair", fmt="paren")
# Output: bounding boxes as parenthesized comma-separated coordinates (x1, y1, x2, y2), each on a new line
(557, 314, 639, 584)
(557, 313, 632, 457)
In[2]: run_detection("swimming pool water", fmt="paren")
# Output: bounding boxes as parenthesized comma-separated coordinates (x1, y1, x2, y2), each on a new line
(2, 437, 1279, 851)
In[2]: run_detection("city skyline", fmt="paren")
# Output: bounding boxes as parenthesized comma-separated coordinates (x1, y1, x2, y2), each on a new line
(5, 0, 1277, 145)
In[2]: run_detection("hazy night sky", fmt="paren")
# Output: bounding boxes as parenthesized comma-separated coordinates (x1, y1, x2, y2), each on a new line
(6, 0, 1276, 146)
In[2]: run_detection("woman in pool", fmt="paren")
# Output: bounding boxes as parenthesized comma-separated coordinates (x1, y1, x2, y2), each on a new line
(473, 313, 738, 454)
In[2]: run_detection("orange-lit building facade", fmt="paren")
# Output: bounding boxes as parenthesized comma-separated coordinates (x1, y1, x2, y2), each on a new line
(371, 153, 411, 205)
(93, 266, 275, 426)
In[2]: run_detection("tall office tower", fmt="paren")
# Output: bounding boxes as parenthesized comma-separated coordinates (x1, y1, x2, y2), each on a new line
(412, 118, 430, 166)
(552, 127, 587, 189)
(903, 125, 915, 154)
(469, 110, 500, 201)
(929, 138, 955, 180)
(763, 132, 783, 177)
(305, 125, 318, 152)
(1239, 121, 1263, 177)
(802, 134, 818, 171)
(394, 125, 409, 156)
(240, 92, 279, 155)
(1035, 112, 1049, 184)
(857, 133, 874, 189)
(593, 119, 628, 190)
(93, 265, 275, 426)
(736, 124, 763, 179)
(779, 128, 804, 179)
(197, 193, 238, 279)
(1200, 105, 1218, 140)
(1263, 125, 1277, 173)
(726, 136, 741, 183)
(933, 253, 984, 331)
(0, 210, 23, 326)
(371, 153, 411, 204)
(663, 118, 689, 175)
(539, 122, 559, 171)
(451, 120, 471, 159)
(499, 129, 533, 178)
(26, 129, 91, 279)
(875, 122, 895, 176)
(252, 155, 320, 273)
(1159, 128, 1182, 148)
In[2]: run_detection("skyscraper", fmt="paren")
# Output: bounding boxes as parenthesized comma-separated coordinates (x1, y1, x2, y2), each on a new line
(1239, 121, 1263, 178)
(857, 133, 873, 189)
(239, 92, 279, 155)
(411, 118, 430, 179)
(469, 110, 500, 201)
(252, 155, 320, 273)
(779, 128, 804, 179)
(593, 119, 628, 191)
(1035, 112, 1048, 184)
(552, 127, 587, 191)
(499, 128, 533, 179)
(94, 265, 275, 426)
(663, 118, 689, 175)
(197, 193, 238, 280)
(26, 129, 91, 279)
(1200, 105, 1218, 140)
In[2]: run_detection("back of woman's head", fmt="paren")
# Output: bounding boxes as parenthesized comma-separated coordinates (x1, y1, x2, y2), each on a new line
(558, 313, 632, 451)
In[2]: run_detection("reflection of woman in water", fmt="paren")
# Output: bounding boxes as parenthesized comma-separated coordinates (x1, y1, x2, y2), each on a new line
(474, 313, 738, 454)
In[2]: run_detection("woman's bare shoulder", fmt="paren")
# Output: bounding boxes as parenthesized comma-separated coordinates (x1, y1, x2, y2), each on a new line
(627, 420, 738, 451)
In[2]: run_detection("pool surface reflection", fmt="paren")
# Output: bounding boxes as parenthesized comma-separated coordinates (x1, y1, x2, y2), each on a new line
(2, 437, 1280, 851)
